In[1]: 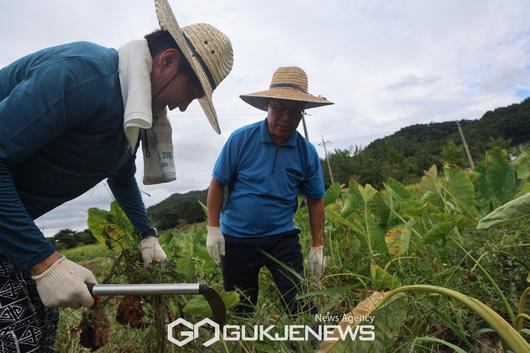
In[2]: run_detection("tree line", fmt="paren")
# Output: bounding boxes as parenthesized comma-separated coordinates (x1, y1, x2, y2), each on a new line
(321, 98, 530, 187)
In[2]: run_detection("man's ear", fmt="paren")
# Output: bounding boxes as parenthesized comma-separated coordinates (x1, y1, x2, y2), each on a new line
(160, 48, 182, 69)
(155, 48, 182, 71)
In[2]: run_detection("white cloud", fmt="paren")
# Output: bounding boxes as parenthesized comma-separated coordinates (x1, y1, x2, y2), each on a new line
(1, 0, 529, 235)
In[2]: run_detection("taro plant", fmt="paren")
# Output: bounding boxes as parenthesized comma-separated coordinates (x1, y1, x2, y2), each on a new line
(84, 202, 188, 352)
(318, 286, 530, 353)
(87, 200, 137, 250)
(313, 148, 530, 351)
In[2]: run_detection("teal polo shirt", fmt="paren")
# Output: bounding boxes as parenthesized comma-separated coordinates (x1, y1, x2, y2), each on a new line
(0, 42, 154, 270)
(212, 119, 325, 237)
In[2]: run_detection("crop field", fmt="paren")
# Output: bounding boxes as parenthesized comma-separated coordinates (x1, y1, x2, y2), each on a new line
(55, 148, 529, 352)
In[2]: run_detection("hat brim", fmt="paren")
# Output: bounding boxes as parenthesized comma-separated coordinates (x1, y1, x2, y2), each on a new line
(155, 0, 220, 134)
(240, 87, 334, 111)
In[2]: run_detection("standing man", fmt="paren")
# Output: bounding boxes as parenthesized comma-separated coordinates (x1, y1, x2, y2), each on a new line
(0, 0, 233, 351)
(206, 66, 333, 316)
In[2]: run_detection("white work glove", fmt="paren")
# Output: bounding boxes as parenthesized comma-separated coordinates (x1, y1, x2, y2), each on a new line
(307, 246, 325, 282)
(32, 256, 97, 308)
(206, 226, 225, 265)
(140, 236, 167, 266)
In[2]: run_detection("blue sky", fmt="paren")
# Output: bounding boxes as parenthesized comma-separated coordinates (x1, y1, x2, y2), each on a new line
(516, 89, 530, 99)
(1, 0, 530, 236)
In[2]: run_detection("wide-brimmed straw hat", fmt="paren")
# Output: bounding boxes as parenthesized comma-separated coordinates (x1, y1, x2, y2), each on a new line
(154, 0, 234, 134)
(240, 66, 333, 111)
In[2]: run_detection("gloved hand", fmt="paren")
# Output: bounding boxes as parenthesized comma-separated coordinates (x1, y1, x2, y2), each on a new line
(140, 236, 167, 266)
(32, 256, 97, 308)
(307, 246, 325, 282)
(206, 226, 225, 265)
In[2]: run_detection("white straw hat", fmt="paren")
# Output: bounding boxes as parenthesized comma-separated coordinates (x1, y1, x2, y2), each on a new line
(240, 66, 333, 111)
(154, 0, 234, 134)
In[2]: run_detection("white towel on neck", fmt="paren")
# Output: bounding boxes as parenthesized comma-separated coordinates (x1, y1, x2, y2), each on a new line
(118, 39, 176, 184)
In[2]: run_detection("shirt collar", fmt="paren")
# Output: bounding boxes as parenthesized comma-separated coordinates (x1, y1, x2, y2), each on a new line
(259, 118, 297, 147)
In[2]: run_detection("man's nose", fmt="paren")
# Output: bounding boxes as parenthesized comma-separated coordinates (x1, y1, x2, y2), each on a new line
(179, 98, 193, 112)
(280, 110, 298, 122)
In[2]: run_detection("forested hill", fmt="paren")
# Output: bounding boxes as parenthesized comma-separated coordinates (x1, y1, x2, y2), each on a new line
(147, 190, 207, 230)
(325, 97, 530, 187)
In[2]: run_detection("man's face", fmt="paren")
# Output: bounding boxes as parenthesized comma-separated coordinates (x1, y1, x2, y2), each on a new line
(151, 49, 205, 113)
(266, 99, 305, 144)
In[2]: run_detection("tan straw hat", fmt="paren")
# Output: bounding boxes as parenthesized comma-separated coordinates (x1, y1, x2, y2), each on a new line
(154, 0, 234, 134)
(240, 66, 333, 111)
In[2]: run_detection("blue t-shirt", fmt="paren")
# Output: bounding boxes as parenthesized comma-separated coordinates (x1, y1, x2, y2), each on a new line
(213, 119, 325, 237)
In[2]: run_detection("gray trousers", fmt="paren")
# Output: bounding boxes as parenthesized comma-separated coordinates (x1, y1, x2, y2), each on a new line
(0, 256, 58, 353)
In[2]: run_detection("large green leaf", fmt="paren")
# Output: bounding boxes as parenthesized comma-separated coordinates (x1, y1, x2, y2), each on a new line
(444, 163, 476, 216)
(327, 210, 365, 242)
(86, 202, 137, 249)
(354, 184, 388, 257)
(110, 201, 132, 230)
(417, 165, 449, 211)
(340, 179, 364, 217)
(332, 203, 388, 258)
(359, 183, 378, 204)
(485, 148, 516, 204)
(220, 290, 240, 310)
(472, 162, 492, 202)
(87, 208, 110, 246)
(477, 192, 530, 229)
(418, 165, 439, 196)
(385, 223, 411, 257)
(104, 224, 126, 243)
(370, 264, 401, 290)
(340, 193, 362, 217)
(370, 191, 391, 226)
(183, 297, 211, 316)
(515, 182, 530, 198)
(324, 182, 342, 205)
(385, 178, 410, 201)
(423, 221, 456, 243)
(513, 152, 530, 180)
(109, 201, 135, 247)
(383, 179, 413, 225)
(365, 214, 389, 257)
(334, 180, 388, 257)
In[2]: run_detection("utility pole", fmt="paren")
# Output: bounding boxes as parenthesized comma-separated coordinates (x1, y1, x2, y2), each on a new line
(301, 114, 310, 141)
(319, 135, 334, 184)
(456, 121, 475, 169)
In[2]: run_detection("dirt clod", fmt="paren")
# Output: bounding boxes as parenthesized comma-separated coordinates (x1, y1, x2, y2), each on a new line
(80, 304, 110, 351)
(116, 295, 145, 328)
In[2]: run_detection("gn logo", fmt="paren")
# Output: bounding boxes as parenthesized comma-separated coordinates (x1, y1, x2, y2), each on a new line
(167, 318, 220, 347)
